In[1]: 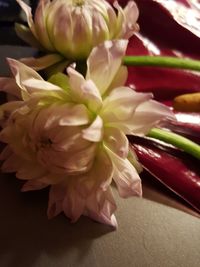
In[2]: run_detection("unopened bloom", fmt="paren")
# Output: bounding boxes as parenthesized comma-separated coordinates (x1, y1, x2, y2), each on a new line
(0, 40, 173, 227)
(16, 0, 139, 70)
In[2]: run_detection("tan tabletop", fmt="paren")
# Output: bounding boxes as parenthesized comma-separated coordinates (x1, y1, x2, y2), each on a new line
(0, 171, 200, 267)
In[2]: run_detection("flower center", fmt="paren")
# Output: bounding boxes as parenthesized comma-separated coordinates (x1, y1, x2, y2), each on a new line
(38, 138, 53, 149)
(73, 0, 85, 6)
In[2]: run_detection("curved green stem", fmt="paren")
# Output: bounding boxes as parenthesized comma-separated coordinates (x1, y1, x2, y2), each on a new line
(148, 128, 200, 160)
(123, 56, 200, 72)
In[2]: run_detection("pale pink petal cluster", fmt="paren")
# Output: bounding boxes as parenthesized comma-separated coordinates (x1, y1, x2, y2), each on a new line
(16, 0, 139, 70)
(0, 40, 173, 227)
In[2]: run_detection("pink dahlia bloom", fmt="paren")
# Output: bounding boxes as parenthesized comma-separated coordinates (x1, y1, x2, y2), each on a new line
(0, 40, 173, 227)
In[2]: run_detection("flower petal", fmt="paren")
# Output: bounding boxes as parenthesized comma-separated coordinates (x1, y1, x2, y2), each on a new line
(20, 54, 64, 71)
(0, 77, 21, 98)
(20, 80, 65, 101)
(101, 87, 152, 123)
(104, 126, 129, 158)
(67, 66, 85, 98)
(0, 101, 23, 126)
(16, 0, 37, 37)
(127, 100, 175, 135)
(62, 188, 86, 222)
(7, 58, 64, 99)
(47, 144, 114, 223)
(86, 40, 128, 95)
(84, 187, 117, 228)
(46, 1, 74, 57)
(34, 0, 54, 51)
(75, 146, 114, 197)
(32, 103, 90, 130)
(106, 147, 142, 198)
(21, 180, 48, 192)
(15, 23, 43, 49)
(67, 67, 102, 111)
(1, 153, 22, 173)
(81, 80, 102, 112)
(48, 72, 70, 92)
(0, 145, 12, 161)
(106, 65, 128, 95)
(37, 142, 97, 175)
(114, 1, 139, 39)
(48, 181, 86, 222)
(82, 116, 103, 142)
(102, 87, 174, 135)
(7, 58, 43, 81)
(48, 183, 67, 219)
(127, 149, 143, 174)
(15, 160, 46, 181)
(59, 105, 90, 126)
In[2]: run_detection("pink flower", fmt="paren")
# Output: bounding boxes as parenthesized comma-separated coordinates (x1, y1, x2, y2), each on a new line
(0, 40, 173, 227)
(16, 0, 139, 70)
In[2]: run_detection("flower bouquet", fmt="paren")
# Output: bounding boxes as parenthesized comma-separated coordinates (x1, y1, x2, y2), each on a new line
(0, 0, 199, 228)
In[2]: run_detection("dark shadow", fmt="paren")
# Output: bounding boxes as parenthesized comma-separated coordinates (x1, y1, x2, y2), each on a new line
(0, 173, 114, 267)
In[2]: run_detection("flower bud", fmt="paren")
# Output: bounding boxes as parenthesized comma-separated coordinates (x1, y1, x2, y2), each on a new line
(16, 0, 139, 61)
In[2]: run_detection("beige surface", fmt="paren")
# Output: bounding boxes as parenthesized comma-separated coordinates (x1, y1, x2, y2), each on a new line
(0, 172, 200, 267)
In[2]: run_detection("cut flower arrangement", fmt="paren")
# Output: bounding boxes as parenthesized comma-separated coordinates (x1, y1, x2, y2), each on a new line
(0, 0, 200, 228)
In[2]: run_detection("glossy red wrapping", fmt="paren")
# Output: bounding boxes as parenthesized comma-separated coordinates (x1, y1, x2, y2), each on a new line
(113, 0, 200, 211)
(129, 136, 200, 212)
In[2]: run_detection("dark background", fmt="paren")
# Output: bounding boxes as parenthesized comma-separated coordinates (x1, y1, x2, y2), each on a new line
(0, 0, 38, 45)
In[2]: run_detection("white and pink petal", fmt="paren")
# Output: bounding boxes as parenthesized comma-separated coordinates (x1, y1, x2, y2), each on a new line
(7, 59, 65, 100)
(34, 0, 54, 51)
(104, 126, 129, 159)
(20, 54, 64, 71)
(114, 1, 139, 39)
(67, 67, 102, 111)
(75, 146, 114, 196)
(21, 179, 49, 192)
(84, 187, 117, 228)
(86, 40, 128, 96)
(101, 87, 152, 123)
(126, 100, 175, 135)
(16, 0, 37, 37)
(0, 77, 21, 98)
(106, 147, 142, 198)
(48, 182, 68, 219)
(82, 116, 103, 142)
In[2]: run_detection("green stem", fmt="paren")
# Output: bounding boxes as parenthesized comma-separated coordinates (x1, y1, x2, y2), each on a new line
(148, 128, 200, 160)
(123, 56, 200, 72)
